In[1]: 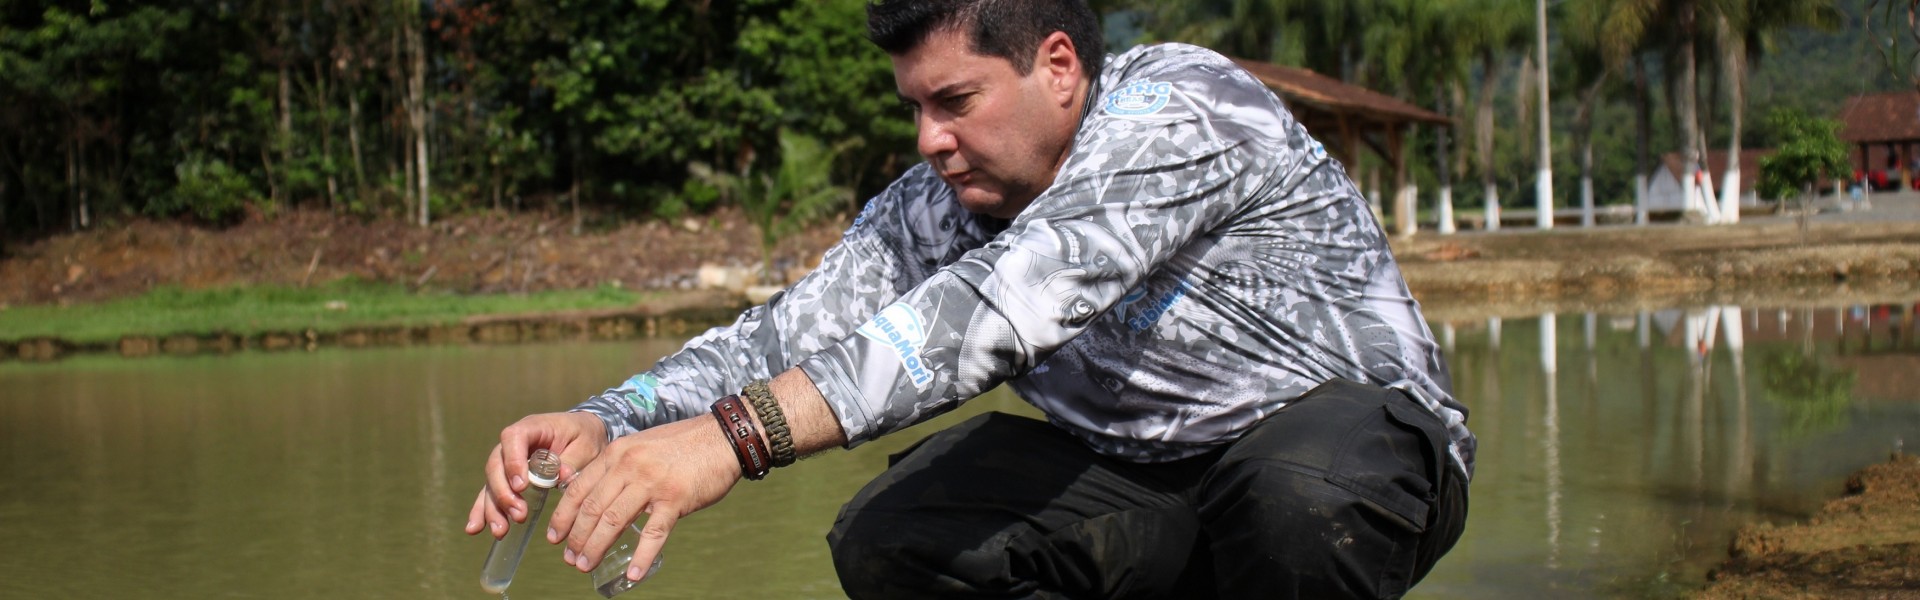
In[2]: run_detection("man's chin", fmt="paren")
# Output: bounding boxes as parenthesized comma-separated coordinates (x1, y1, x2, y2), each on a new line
(950, 184, 1031, 219)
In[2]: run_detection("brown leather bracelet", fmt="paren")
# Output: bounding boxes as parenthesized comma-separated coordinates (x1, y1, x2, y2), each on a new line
(742, 379, 796, 468)
(711, 395, 771, 480)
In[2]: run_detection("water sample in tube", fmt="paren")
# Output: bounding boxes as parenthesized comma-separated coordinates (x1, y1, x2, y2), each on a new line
(479, 449, 563, 593)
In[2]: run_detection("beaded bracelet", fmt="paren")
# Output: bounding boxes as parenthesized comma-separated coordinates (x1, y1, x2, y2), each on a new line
(742, 379, 796, 468)
(711, 395, 770, 480)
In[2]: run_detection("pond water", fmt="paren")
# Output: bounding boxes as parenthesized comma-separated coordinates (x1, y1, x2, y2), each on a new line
(2, 301, 1916, 599)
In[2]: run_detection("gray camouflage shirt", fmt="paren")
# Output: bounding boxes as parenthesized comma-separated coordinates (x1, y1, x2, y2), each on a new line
(574, 43, 1476, 478)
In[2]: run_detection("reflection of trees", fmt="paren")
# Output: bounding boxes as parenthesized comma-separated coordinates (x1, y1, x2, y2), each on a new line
(1760, 350, 1857, 439)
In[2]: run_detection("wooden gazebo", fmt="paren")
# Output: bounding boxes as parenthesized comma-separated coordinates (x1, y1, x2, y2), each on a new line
(1228, 57, 1453, 235)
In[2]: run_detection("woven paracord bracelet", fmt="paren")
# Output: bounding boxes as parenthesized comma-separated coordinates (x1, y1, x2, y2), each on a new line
(743, 379, 796, 468)
(711, 395, 770, 480)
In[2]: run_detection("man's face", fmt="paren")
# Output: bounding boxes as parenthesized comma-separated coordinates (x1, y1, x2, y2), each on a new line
(891, 29, 1085, 219)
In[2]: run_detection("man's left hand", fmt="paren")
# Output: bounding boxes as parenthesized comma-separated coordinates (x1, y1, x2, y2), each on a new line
(546, 414, 743, 580)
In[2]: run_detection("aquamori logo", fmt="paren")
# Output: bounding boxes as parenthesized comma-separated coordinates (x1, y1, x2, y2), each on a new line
(857, 303, 934, 389)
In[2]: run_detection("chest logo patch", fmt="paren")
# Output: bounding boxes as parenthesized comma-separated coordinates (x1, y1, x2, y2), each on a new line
(1104, 80, 1176, 116)
(857, 302, 934, 389)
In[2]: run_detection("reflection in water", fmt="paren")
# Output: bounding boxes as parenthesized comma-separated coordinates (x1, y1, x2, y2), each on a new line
(1760, 351, 1857, 439)
(1540, 313, 1561, 570)
(1, 303, 1917, 599)
(1413, 302, 1920, 599)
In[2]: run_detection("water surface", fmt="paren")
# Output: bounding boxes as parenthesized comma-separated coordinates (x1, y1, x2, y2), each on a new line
(1, 302, 1915, 598)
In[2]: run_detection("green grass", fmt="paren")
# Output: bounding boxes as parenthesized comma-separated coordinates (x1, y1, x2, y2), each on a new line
(0, 279, 654, 344)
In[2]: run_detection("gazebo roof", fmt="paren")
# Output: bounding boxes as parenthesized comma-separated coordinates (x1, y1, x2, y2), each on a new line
(1227, 57, 1451, 127)
(1839, 91, 1920, 145)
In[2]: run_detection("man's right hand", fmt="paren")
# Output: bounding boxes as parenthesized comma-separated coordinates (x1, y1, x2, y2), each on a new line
(464, 411, 608, 540)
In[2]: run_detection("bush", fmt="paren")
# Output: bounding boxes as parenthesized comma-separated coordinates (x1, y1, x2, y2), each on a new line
(150, 155, 260, 223)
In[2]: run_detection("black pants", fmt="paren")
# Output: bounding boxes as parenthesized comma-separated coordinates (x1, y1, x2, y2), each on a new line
(827, 379, 1468, 599)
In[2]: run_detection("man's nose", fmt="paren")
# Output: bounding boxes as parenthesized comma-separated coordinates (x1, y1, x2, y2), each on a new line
(916, 117, 957, 158)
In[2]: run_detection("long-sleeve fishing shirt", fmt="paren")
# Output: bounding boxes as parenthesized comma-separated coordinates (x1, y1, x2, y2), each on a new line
(573, 43, 1476, 478)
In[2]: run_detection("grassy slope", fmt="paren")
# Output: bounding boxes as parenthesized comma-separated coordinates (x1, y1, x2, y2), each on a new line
(0, 279, 653, 344)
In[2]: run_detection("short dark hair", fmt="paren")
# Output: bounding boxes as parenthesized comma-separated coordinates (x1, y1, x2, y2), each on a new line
(866, 0, 1104, 78)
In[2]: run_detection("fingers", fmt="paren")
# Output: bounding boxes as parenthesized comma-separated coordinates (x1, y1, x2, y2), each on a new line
(465, 487, 511, 539)
(625, 506, 677, 581)
(545, 454, 600, 547)
(493, 432, 533, 522)
(564, 473, 652, 572)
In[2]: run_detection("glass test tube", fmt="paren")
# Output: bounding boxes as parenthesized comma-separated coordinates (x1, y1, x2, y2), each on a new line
(479, 449, 563, 593)
(591, 523, 665, 598)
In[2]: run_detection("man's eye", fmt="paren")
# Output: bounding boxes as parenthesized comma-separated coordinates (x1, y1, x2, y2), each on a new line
(941, 94, 973, 112)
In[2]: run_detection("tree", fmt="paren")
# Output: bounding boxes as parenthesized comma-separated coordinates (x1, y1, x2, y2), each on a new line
(692, 130, 853, 284)
(1710, 0, 1842, 224)
(1755, 108, 1848, 217)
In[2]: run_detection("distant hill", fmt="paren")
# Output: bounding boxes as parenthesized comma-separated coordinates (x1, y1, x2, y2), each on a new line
(1747, 1, 1905, 126)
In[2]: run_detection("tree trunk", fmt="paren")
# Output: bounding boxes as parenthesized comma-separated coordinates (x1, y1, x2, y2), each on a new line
(66, 138, 78, 231)
(1478, 51, 1502, 231)
(1720, 14, 1745, 224)
(348, 89, 365, 193)
(314, 61, 338, 210)
(278, 62, 293, 205)
(77, 137, 88, 229)
(406, 2, 431, 227)
(1678, 0, 1703, 224)
(1435, 86, 1455, 234)
(1632, 56, 1651, 225)
(1533, 0, 1553, 230)
(1574, 75, 1606, 228)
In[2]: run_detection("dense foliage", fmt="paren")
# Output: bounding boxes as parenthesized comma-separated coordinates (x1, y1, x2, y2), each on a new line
(0, 0, 910, 240)
(0, 0, 1902, 250)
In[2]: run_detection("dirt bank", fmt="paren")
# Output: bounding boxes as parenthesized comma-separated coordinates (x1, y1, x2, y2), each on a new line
(1391, 219, 1920, 319)
(7, 209, 1920, 312)
(1693, 453, 1920, 600)
(0, 207, 845, 307)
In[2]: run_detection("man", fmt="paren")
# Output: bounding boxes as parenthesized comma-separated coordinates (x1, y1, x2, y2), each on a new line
(464, 1, 1474, 597)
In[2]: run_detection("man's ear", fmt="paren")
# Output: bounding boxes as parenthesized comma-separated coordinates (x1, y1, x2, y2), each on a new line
(1037, 31, 1081, 106)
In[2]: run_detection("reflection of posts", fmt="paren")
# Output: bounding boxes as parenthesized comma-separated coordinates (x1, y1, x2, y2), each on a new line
(1538, 312, 1561, 569)
(1539, 314, 1555, 374)
(1583, 313, 1597, 389)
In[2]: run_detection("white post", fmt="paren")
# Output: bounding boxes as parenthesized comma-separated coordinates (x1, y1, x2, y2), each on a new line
(1438, 187, 1457, 234)
(1633, 173, 1649, 225)
(1486, 185, 1502, 231)
(1535, 0, 1554, 230)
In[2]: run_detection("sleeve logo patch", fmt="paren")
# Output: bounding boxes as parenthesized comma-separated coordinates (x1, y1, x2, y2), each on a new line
(856, 302, 934, 388)
(1104, 79, 1175, 116)
(620, 373, 662, 413)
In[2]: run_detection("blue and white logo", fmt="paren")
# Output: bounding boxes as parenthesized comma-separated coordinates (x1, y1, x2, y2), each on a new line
(620, 373, 662, 413)
(857, 303, 934, 389)
(1104, 80, 1175, 116)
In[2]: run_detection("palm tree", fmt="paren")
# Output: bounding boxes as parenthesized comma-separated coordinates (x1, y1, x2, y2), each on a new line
(1459, 0, 1531, 231)
(1711, 0, 1842, 222)
(1565, 0, 1621, 227)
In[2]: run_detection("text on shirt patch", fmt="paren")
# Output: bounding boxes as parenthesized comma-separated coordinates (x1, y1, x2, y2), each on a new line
(857, 302, 934, 389)
(1104, 80, 1175, 116)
